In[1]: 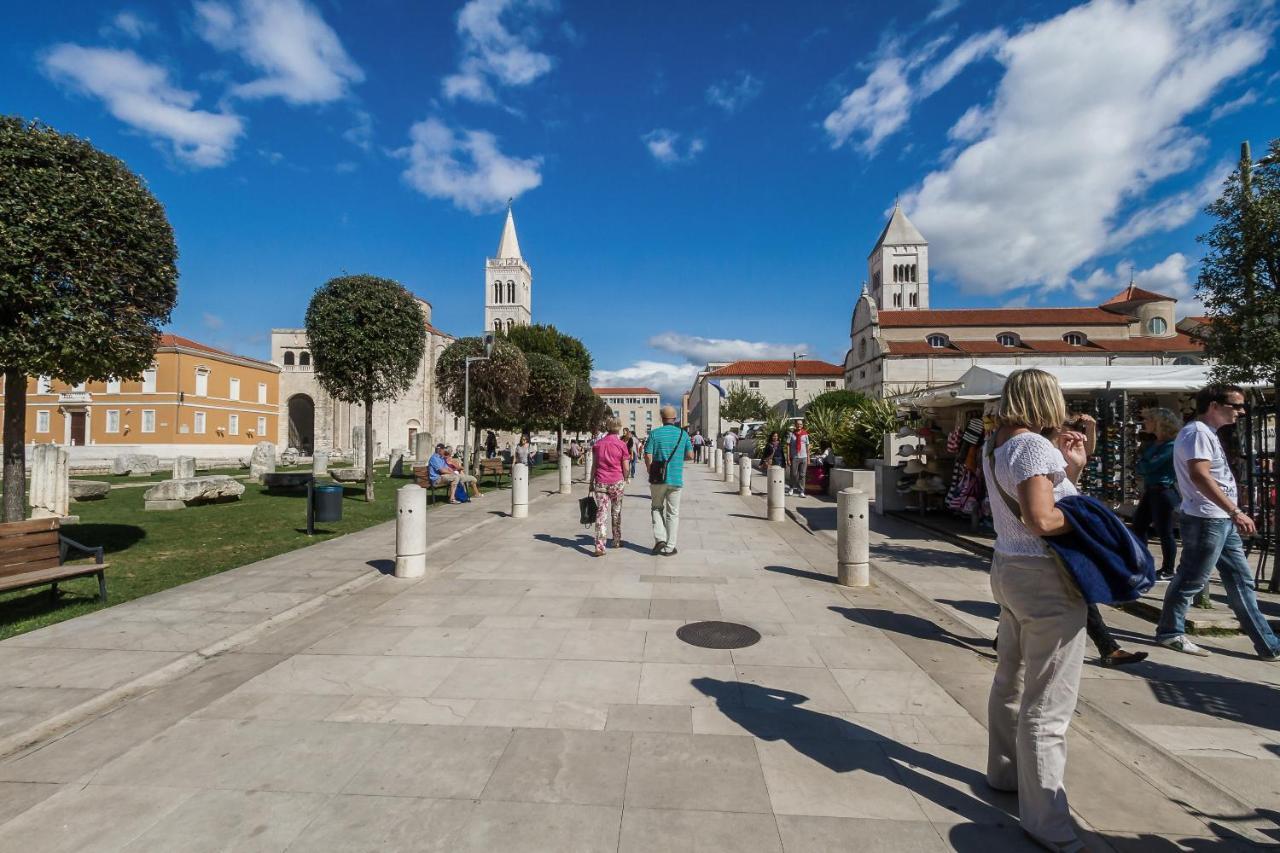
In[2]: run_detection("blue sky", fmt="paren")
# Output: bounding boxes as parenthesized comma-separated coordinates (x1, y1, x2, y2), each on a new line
(4, 0, 1277, 400)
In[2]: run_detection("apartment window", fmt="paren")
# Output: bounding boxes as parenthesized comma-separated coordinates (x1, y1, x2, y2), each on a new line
(229, 414, 239, 436)
(36, 410, 50, 433)
(927, 334, 949, 348)
(105, 410, 120, 433)
(785, 380, 796, 389)
(228, 377, 240, 400)
(825, 380, 838, 389)
(194, 411, 206, 434)
(141, 410, 156, 433)
(257, 382, 267, 403)
(106, 378, 121, 394)
(194, 368, 209, 397)
(142, 366, 157, 393)
(257, 416, 267, 436)
(748, 380, 759, 389)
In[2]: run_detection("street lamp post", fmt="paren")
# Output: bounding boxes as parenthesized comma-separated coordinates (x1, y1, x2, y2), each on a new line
(790, 351, 808, 415)
(462, 334, 496, 475)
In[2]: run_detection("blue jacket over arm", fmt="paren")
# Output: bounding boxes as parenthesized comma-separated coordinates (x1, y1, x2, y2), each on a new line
(1044, 494, 1156, 604)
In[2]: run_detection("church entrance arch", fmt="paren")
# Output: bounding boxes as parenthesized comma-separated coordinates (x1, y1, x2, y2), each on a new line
(287, 394, 315, 453)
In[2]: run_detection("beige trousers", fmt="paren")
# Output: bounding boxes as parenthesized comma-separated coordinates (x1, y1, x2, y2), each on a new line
(987, 551, 1086, 846)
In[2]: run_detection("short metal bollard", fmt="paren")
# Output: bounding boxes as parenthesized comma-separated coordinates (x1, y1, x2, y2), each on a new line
(722, 450, 733, 482)
(394, 483, 427, 578)
(511, 462, 529, 518)
(837, 488, 870, 587)
(767, 465, 786, 522)
(738, 455, 752, 496)
(558, 452, 572, 495)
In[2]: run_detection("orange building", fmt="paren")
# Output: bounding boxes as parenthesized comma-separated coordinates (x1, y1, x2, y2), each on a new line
(0, 334, 280, 461)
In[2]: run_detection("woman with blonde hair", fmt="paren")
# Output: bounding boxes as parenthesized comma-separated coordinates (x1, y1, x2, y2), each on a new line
(983, 368, 1089, 852)
(589, 417, 630, 557)
(1134, 407, 1182, 580)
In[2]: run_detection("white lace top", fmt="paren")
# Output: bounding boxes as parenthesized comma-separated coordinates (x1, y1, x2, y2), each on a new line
(983, 431, 1078, 557)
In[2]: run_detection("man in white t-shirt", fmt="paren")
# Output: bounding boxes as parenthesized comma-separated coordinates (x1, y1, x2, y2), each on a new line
(723, 430, 738, 454)
(1156, 384, 1279, 660)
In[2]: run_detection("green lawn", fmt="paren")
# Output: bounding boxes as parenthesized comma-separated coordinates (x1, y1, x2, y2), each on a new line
(0, 462, 556, 640)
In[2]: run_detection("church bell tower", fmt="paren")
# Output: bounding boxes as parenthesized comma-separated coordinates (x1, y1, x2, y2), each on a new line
(868, 204, 929, 311)
(485, 204, 532, 334)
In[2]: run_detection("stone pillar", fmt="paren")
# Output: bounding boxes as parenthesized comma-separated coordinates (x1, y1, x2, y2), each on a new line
(414, 432, 434, 461)
(312, 450, 328, 478)
(172, 455, 196, 479)
(738, 455, 752, 497)
(558, 451, 572, 495)
(394, 484, 427, 579)
(511, 462, 529, 518)
(583, 448, 593, 483)
(722, 450, 734, 482)
(837, 488, 870, 587)
(712, 448, 720, 474)
(249, 441, 276, 483)
(352, 426, 366, 468)
(29, 445, 69, 519)
(767, 465, 786, 522)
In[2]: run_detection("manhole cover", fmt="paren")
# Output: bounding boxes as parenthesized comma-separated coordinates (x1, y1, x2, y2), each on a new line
(676, 621, 762, 650)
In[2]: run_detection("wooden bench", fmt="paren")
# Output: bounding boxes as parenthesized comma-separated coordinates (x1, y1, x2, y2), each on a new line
(412, 466, 450, 504)
(478, 458, 508, 489)
(0, 518, 108, 603)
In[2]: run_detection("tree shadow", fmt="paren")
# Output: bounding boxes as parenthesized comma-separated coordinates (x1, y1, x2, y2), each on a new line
(830, 605, 996, 658)
(533, 532, 595, 556)
(65, 523, 145, 555)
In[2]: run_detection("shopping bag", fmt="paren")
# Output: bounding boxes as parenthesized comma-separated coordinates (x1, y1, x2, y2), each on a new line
(579, 496, 597, 525)
(455, 482, 470, 503)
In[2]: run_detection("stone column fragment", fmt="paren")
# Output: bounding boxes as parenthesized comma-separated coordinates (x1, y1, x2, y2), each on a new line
(29, 444, 70, 519)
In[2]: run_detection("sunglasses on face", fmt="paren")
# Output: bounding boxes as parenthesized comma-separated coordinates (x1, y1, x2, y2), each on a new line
(1220, 402, 1247, 412)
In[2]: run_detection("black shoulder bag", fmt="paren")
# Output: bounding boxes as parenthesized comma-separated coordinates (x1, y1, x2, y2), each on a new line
(648, 430, 685, 485)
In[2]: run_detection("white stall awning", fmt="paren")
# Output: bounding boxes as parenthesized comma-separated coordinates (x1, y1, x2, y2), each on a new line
(911, 364, 1222, 408)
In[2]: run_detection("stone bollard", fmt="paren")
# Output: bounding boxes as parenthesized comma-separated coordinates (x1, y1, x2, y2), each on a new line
(712, 448, 720, 474)
(767, 465, 786, 521)
(837, 488, 870, 587)
(394, 484, 427, 578)
(312, 450, 328, 478)
(583, 449, 593, 483)
(511, 462, 529, 518)
(722, 450, 733, 482)
(738, 455, 752, 496)
(558, 452, 572, 495)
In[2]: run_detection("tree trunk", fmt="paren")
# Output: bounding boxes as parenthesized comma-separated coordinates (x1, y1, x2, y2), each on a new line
(472, 424, 481, 474)
(2, 368, 26, 522)
(364, 396, 375, 502)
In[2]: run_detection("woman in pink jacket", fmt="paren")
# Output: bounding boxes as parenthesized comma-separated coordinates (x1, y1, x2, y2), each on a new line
(589, 417, 631, 556)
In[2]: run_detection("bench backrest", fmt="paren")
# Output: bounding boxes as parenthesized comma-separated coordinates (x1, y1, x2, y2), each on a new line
(479, 459, 504, 473)
(0, 518, 62, 578)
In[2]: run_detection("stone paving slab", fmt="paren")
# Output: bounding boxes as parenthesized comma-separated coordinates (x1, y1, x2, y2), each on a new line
(0, 462, 1268, 850)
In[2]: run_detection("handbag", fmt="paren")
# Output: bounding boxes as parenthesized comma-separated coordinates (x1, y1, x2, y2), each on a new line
(579, 495, 598, 525)
(455, 482, 470, 503)
(648, 430, 686, 485)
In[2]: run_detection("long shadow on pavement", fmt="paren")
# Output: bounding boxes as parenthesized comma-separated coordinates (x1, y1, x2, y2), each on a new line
(831, 605, 996, 658)
(533, 532, 596, 557)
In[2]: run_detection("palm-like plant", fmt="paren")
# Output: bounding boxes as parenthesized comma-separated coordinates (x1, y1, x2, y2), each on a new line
(832, 398, 899, 467)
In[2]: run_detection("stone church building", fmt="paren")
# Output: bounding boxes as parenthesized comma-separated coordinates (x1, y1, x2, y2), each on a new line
(271, 207, 533, 457)
(844, 206, 1204, 397)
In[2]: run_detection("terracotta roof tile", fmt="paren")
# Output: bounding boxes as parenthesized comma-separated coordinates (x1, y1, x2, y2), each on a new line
(877, 308, 1131, 327)
(158, 333, 278, 369)
(707, 359, 844, 377)
(885, 332, 1202, 357)
(1101, 284, 1177, 305)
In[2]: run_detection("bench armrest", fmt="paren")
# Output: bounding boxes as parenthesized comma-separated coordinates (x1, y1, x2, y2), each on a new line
(60, 535, 105, 565)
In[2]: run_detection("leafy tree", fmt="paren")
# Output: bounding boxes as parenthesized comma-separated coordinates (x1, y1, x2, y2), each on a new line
(1, 118, 178, 521)
(436, 337, 529, 470)
(503, 323, 592, 382)
(515, 352, 574, 432)
(806, 389, 869, 412)
(567, 377, 610, 435)
(305, 275, 426, 501)
(721, 382, 770, 426)
(1197, 139, 1280, 387)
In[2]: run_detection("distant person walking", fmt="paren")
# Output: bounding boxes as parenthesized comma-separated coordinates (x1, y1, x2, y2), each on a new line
(589, 418, 630, 556)
(723, 429, 737, 457)
(644, 405, 693, 556)
(1133, 408, 1181, 581)
(1156, 385, 1280, 660)
(621, 427, 638, 480)
(789, 420, 810, 496)
(484, 430, 498, 459)
(691, 430, 705, 463)
(761, 430, 789, 473)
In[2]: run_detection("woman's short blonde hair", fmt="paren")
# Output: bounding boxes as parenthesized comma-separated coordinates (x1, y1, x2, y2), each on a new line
(1144, 407, 1182, 440)
(997, 369, 1067, 432)
(605, 417, 622, 434)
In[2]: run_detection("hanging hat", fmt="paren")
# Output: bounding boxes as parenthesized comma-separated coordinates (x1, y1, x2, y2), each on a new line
(896, 425, 913, 438)
(904, 459, 926, 474)
(896, 443, 919, 458)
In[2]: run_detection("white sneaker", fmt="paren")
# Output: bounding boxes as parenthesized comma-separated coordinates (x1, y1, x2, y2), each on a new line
(1160, 635, 1211, 657)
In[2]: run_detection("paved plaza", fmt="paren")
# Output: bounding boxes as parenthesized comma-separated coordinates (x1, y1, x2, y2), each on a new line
(0, 465, 1276, 851)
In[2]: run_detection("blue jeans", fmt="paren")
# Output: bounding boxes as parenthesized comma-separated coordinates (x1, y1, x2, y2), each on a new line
(1156, 515, 1280, 656)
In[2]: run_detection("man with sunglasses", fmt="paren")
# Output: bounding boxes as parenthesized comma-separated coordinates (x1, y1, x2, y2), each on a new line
(1157, 384, 1280, 660)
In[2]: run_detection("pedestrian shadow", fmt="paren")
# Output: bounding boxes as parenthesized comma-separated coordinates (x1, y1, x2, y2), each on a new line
(690, 677, 1021, 840)
(532, 532, 595, 556)
(937, 598, 1001, 622)
(830, 605, 996, 657)
(764, 564, 836, 584)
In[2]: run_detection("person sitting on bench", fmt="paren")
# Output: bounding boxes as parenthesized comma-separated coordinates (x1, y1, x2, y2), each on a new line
(427, 444, 480, 503)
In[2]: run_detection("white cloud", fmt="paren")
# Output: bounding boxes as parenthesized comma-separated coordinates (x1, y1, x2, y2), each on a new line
(824, 32, 1002, 154)
(201, 312, 225, 330)
(591, 361, 702, 403)
(343, 109, 372, 151)
(194, 0, 363, 104)
(442, 0, 555, 104)
(1071, 253, 1200, 314)
(902, 0, 1271, 296)
(1209, 88, 1258, 120)
(41, 44, 244, 167)
(706, 71, 762, 113)
(643, 129, 705, 165)
(1106, 160, 1231, 249)
(102, 11, 155, 40)
(648, 333, 811, 365)
(926, 0, 963, 24)
(396, 117, 541, 214)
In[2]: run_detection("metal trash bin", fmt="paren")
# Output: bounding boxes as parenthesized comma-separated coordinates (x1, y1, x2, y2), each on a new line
(312, 483, 343, 523)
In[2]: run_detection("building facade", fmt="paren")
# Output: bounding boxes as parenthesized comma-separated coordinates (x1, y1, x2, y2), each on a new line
(844, 206, 1204, 397)
(2, 334, 279, 462)
(485, 206, 532, 335)
(594, 387, 661, 436)
(686, 359, 845, 435)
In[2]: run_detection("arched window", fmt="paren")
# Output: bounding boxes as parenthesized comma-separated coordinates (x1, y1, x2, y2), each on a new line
(858, 339, 867, 360)
(505, 318, 515, 331)
(493, 281, 502, 303)
(872, 271, 880, 289)
(494, 319, 502, 334)
(997, 332, 1019, 347)
(1148, 317, 1168, 335)
(911, 264, 918, 282)
(891, 266, 897, 283)
(299, 351, 311, 366)
(1062, 332, 1087, 346)
(283, 351, 295, 366)
(926, 333, 949, 348)
(908, 293, 918, 307)
(506, 280, 515, 302)
(892, 293, 902, 307)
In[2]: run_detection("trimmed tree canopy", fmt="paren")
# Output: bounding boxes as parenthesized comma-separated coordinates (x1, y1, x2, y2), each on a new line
(436, 336, 529, 428)
(517, 352, 575, 431)
(721, 383, 771, 425)
(568, 377, 610, 433)
(503, 323, 592, 382)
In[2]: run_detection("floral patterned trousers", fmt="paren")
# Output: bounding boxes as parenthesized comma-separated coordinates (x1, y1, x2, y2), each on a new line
(593, 481, 625, 548)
